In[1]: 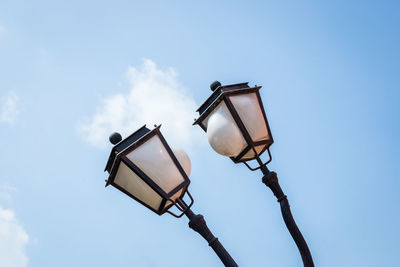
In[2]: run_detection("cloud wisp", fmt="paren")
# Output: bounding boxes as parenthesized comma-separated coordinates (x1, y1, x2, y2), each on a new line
(1, 92, 19, 125)
(78, 59, 202, 151)
(0, 206, 29, 267)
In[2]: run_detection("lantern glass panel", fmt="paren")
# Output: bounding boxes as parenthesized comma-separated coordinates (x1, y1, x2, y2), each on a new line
(202, 101, 247, 157)
(171, 148, 191, 177)
(228, 92, 269, 142)
(114, 161, 163, 210)
(126, 134, 185, 194)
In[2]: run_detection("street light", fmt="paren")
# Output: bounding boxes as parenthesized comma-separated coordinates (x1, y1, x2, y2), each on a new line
(193, 81, 314, 267)
(104, 125, 238, 267)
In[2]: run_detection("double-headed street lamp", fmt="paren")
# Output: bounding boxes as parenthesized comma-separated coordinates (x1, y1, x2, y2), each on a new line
(104, 125, 238, 267)
(193, 81, 314, 267)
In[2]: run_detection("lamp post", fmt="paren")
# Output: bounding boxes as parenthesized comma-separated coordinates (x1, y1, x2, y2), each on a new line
(104, 125, 238, 267)
(193, 81, 314, 267)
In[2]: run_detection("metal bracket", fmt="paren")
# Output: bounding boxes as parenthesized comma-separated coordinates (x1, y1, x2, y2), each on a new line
(243, 147, 272, 171)
(166, 190, 194, 218)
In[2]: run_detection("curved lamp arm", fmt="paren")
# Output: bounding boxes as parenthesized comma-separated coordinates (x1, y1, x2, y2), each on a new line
(177, 199, 238, 267)
(262, 170, 314, 267)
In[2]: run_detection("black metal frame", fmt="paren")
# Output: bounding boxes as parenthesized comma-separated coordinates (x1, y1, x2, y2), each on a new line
(105, 125, 190, 215)
(193, 82, 274, 164)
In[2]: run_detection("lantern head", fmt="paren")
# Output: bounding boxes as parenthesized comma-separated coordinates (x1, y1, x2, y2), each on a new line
(194, 82, 273, 164)
(105, 125, 191, 216)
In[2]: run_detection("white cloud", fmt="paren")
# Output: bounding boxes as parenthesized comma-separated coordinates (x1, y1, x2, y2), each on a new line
(1, 92, 19, 125)
(0, 206, 29, 267)
(78, 59, 203, 151)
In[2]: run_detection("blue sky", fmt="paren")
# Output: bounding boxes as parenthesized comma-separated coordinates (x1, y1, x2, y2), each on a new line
(0, 1, 399, 266)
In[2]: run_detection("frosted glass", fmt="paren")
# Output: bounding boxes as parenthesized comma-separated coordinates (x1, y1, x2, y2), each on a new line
(126, 135, 185, 194)
(114, 161, 162, 210)
(171, 147, 191, 177)
(204, 102, 247, 157)
(241, 145, 266, 160)
(229, 93, 269, 142)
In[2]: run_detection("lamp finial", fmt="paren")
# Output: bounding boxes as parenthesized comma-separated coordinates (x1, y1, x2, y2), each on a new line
(109, 132, 122, 145)
(210, 81, 221, 91)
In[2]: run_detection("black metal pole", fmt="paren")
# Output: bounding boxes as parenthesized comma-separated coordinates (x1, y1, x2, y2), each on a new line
(261, 166, 314, 267)
(177, 199, 238, 267)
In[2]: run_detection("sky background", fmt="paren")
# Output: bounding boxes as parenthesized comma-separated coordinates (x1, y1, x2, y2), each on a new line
(0, 1, 399, 266)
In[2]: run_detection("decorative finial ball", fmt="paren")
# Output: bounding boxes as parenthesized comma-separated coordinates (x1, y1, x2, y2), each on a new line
(109, 132, 122, 145)
(210, 81, 221, 91)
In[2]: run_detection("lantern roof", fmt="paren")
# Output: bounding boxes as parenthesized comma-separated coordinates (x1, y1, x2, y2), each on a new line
(194, 82, 262, 126)
(104, 125, 151, 173)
